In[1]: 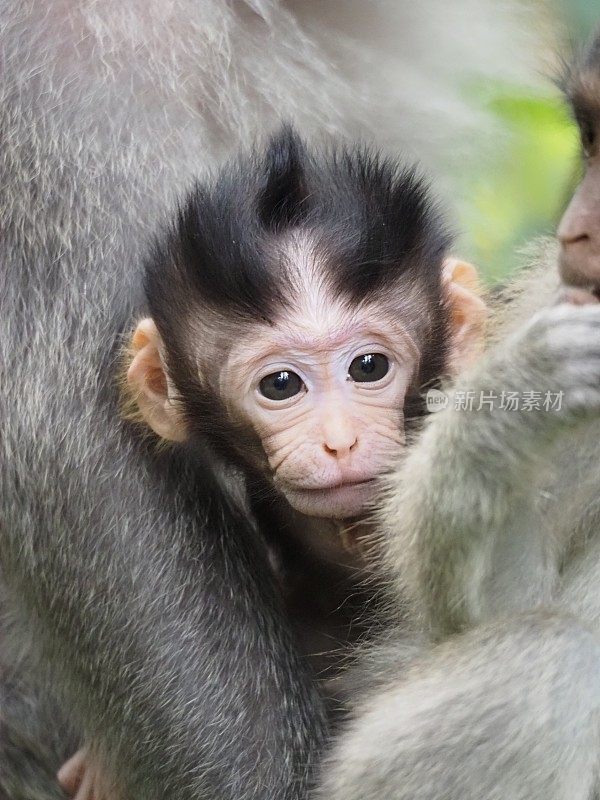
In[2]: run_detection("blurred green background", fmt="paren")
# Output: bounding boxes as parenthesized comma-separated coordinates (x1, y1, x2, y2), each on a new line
(460, 1, 594, 284)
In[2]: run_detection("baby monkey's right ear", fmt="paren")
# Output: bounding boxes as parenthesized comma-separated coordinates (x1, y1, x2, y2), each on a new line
(127, 318, 187, 442)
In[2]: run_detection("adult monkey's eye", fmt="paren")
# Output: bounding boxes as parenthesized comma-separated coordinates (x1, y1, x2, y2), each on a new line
(259, 370, 304, 401)
(348, 353, 389, 383)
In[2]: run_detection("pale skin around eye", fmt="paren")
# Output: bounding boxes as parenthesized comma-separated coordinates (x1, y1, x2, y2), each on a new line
(57, 257, 486, 799)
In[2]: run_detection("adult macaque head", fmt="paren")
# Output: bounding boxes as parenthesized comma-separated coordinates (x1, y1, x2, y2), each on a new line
(559, 31, 600, 289)
(127, 128, 486, 519)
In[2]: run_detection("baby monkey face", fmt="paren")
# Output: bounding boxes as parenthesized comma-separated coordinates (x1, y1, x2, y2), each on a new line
(224, 299, 418, 519)
(127, 258, 484, 523)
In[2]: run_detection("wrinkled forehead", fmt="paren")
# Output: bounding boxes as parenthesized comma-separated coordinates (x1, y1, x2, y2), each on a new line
(265, 232, 430, 340)
(225, 241, 426, 371)
(189, 232, 434, 389)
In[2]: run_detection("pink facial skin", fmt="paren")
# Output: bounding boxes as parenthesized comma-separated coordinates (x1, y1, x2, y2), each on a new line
(559, 70, 600, 292)
(223, 290, 419, 520)
(559, 154, 600, 290)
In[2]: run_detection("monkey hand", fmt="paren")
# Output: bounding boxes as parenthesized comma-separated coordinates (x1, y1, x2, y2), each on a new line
(383, 303, 600, 637)
(57, 748, 120, 800)
(439, 301, 600, 469)
(498, 302, 600, 432)
(555, 287, 600, 306)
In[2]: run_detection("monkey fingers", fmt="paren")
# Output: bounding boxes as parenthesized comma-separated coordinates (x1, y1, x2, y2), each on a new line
(555, 287, 600, 306)
(58, 749, 118, 800)
(57, 749, 87, 796)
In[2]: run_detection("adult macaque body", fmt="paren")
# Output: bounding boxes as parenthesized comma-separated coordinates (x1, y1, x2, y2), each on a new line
(58, 127, 486, 798)
(315, 30, 600, 800)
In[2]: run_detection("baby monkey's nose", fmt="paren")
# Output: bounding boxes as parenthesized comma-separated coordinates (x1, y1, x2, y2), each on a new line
(322, 414, 359, 459)
(323, 436, 359, 459)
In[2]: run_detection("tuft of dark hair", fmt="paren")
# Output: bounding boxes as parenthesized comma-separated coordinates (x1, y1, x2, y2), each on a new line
(145, 124, 452, 331)
(257, 122, 309, 231)
(314, 145, 452, 302)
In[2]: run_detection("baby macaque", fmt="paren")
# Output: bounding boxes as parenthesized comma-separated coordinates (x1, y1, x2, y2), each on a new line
(58, 126, 486, 798)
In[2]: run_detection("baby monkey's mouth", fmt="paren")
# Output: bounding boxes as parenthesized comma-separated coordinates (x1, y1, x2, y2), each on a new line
(296, 478, 377, 492)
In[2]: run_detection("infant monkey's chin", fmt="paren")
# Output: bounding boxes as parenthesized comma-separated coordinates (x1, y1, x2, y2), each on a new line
(284, 480, 378, 519)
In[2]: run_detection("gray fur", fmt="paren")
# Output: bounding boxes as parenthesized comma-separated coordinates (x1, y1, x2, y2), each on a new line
(0, 677, 74, 800)
(316, 612, 600, 800)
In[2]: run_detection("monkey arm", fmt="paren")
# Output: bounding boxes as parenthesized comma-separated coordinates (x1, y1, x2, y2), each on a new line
(382, 303, 600, 638)
(383, 398, 552, 638)
(0, 398, 326, 800)
(315, 610, 600, 800)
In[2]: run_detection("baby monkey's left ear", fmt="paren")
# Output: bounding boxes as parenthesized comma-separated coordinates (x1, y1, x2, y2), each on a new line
(442, 257, 488, 374)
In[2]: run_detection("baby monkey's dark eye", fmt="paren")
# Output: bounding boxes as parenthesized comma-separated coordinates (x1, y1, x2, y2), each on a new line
(259, 370, 304, 401)
(348, 353, 389, 383)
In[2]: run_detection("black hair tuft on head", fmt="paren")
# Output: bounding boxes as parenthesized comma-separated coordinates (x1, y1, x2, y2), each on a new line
(257, 125, 309, 231)
(317, 145, 452, 301)
(144, 124, 453, 357)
